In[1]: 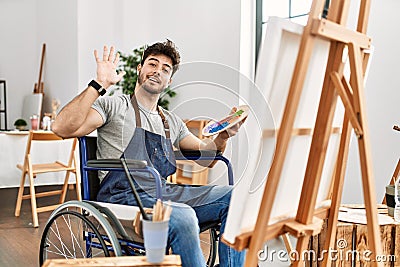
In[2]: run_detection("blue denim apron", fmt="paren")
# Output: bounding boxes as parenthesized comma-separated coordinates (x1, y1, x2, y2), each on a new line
(97, 95, 216, 207)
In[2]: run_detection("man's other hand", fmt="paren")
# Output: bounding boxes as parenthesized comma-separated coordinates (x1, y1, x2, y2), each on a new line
(217, 107, 247, 140)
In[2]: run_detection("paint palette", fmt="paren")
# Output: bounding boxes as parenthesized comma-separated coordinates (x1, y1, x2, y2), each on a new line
(202, 105, 249, 137)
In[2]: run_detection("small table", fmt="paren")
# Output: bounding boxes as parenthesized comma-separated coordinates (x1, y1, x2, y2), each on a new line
(306, 204, 398, 266)
(42, 255, 182, 267)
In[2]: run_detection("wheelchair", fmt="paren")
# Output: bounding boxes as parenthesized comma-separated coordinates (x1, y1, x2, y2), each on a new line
(39, 135, 234, 266)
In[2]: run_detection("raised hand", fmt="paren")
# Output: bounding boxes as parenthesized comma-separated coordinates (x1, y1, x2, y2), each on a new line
(94, 45, 125, 89)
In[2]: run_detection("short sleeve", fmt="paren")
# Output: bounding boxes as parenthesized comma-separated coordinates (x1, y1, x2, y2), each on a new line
(91, 97, 108, 125)
(91, 95, 129, 126)
(173, 116, 191, 147)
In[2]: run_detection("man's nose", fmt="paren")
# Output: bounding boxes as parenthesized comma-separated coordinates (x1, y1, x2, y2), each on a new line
(152, 67, 162, 76)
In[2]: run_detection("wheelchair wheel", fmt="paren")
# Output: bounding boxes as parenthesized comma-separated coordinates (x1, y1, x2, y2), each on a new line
(200, 227, 218, 267)
(39, 201, 122, 266)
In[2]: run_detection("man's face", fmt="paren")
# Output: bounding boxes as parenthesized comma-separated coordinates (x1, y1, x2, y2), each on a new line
(137, 54, 173, 95)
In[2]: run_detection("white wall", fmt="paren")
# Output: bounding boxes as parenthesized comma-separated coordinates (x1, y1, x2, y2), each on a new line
(37, 0, 78, 116)
(77, 0, 123, 93)
(0, 0, 78, 129)
(0, 0, 38, 128)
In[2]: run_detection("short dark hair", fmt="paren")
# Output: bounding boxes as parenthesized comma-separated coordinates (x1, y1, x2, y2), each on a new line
(141, 39, 181, 76)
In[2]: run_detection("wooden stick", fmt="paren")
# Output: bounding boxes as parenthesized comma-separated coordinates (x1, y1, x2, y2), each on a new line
(322, 115, 352, 266)
(348, 42, 383, 266)
(263, 127, 341, 138)
(34, 43, 46, 94)
(163, 201, 172, 221)
(330, 71, 363, 136)
(281, 233, 293, 263)
(153, 199, 163, 222)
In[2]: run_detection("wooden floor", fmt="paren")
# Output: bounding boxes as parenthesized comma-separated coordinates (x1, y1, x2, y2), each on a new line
(0, 186, 75, 267)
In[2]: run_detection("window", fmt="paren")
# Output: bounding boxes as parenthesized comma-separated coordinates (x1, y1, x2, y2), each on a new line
(263, 0, 312, 28)
(256, 0, 330, 63)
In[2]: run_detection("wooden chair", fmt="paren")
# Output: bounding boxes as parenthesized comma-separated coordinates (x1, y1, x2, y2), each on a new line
(14, 130, 81, 227)
(171, 119, 210, 185)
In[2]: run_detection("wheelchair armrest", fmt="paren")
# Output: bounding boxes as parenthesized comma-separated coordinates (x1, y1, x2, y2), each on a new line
(174, 150, 222, 160)
(84, 159, 162, 202)
(174, 150, 234, 185)
(87, 159, 147, 169)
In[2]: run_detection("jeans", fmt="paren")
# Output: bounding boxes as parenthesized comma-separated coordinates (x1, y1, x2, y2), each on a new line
(137, 185, 246, 267)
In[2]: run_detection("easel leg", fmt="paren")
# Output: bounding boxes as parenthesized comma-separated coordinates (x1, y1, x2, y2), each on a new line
(322, 116, 352, 266)
(291, 236, 311, 267)
(348, 42, 383, 266)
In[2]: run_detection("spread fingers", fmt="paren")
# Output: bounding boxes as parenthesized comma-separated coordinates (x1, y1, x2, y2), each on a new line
(102, 45, 109, 61)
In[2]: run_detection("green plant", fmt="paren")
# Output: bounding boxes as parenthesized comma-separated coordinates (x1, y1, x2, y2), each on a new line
(116, 46, 176, 110)
(14, 118, 27, 127)
(14, 118, 27, 130)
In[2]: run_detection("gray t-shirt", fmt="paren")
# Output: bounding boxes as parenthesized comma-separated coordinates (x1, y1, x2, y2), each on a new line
(92, 94, 191, 181)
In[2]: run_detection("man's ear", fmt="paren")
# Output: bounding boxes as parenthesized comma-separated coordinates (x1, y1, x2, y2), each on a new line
(137, 64, 142, 73)
(168, 78, 172, 86)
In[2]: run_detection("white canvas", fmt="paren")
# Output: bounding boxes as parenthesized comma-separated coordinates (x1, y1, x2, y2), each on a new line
(22, 93, 43, 129)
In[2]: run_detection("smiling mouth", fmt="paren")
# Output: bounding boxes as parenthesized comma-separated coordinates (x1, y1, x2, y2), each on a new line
(147, 76, 160, 84)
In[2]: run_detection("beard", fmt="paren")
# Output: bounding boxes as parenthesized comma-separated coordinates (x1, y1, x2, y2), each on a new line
(137, 72, 165, 95)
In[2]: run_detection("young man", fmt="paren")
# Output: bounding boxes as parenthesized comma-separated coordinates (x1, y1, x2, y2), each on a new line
(52, 40, 245, 267)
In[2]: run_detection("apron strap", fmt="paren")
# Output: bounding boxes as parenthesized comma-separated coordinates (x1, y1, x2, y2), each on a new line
(157, 106, 170, 139)
(131, 94, 170, 139)
(131, 94, 142, 127)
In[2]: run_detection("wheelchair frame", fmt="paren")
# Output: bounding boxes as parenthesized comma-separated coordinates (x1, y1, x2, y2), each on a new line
(39, 136, 233, 266)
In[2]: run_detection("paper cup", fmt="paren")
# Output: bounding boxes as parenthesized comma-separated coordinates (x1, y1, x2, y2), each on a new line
(142, 219, 169, 263)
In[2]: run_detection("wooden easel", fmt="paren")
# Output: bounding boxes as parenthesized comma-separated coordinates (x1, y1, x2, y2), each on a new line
(34, 43, 46, 94)
(382, 126, 400, 204)
(225, 0, 383, 266)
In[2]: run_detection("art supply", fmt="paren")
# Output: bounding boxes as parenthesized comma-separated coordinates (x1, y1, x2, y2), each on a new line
(142, 199, 172, 263)
(152, 199, 172, 222)
(163, 201, 172, 221)
(202, 105, 249, 137)
(34, 43, 46, 94)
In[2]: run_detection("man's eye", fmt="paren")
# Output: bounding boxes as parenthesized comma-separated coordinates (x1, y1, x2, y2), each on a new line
(149, 63, 156, 67)
(163, 68, 170, 74)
